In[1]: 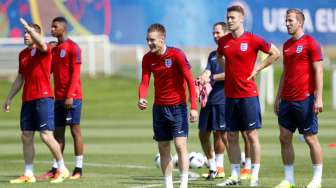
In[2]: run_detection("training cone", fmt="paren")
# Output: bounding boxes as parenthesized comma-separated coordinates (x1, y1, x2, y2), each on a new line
(328, 143, 336, 148)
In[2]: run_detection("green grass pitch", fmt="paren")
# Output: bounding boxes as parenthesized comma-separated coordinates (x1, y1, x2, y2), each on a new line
(0, 76, 335, 188)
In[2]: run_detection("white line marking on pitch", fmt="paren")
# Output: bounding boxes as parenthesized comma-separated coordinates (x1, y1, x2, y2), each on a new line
(10, 160, 201, 188)
(129, 170, 200, 188)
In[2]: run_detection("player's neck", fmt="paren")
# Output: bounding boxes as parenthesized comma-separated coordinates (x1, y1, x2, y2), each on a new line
(28, 44, 36, 49)
(157, 45, 167, 55)
(57, 35, 68, 43)
(292, 30, 304, 40)
(231, 27, 245, 38)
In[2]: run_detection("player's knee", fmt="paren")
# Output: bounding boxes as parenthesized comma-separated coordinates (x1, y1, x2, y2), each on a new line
(279, 134, 291, 145)
(40, 133, 52, 144)
(71, 129, 82, 139)
(158, 142, 170, 153)
(227, 132, 239, 143)
(175, 143, 186, 153)
(55, 137, 65, 144)
(221, 136, 228, 145)
(303, 134, 317, 146)
(199, 134, 210, 143)
(21, 133, 33, 143)
(70, 125, 81, 135)
(247, 134, 258, 145)
(159, 149, 171, 159)
(54, 132, 65, 141)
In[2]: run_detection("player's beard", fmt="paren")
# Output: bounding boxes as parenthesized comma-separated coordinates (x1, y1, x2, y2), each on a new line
(287, 27, 295, 35)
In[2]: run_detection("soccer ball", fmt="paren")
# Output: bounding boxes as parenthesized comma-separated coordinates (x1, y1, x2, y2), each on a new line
(172, 154, 179, 168)
(154, 153, 161, 168)
(189, 152, 205, 168)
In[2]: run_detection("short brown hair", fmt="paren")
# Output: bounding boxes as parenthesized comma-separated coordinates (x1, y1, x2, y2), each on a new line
(287, 8, 305, 26)
(147, 23, 166, 37)
(227, 5, 245, 16)
(29, 23, 42, 33)
(213, 22, 228, 32)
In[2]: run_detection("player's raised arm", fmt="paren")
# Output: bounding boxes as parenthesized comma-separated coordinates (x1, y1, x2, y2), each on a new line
(138, 56, 151, 110)
(247, 43, 280, 81)
(2, 74, 24, 112)
(19, 18, 47, 52)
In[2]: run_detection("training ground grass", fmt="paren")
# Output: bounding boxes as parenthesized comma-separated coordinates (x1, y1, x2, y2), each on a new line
(0, 76, 335, 188)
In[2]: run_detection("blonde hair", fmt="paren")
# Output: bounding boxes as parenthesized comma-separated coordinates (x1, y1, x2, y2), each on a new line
(287, 8, 305, 26)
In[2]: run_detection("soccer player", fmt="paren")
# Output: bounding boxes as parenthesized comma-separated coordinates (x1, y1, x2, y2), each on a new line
(198, 22, 252, 181)
(198, 22, 229, 181)
(42, 16, 84, 180)
(2, 18, 69, 184)
(274, 9, 323, 188)
(216, 5, 280, 187)
(138, 23, 198, 188)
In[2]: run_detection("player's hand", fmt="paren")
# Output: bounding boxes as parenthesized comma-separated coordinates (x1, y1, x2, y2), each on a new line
(247, 69, 258, 81)
(274, 97, 281, 115)
(19, 17, 30, 31)
(314, 97, 323, 115)
(2, 100, 11, 112)
(199, 74, 210, 85)
(189, 109, 198, 123)
(64, 98, 74, 109)
(138, 98, 148, 110)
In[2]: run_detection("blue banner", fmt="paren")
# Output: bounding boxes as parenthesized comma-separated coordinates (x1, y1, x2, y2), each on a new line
(1, 0, 335, 46)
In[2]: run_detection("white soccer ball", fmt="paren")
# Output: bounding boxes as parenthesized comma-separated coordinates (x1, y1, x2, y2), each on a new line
(189, 152, 205, 168)
(154, 153, 161, 168)
(172, 154, 179, 168)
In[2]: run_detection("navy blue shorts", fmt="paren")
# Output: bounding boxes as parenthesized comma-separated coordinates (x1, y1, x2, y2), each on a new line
(198, 104, 226, 132)
(55, 99, 82, 127)
(278, 95, 318, 134)
(152, 104, 188, 141)
(225, 97, 262, 132)
(20, 98, 54, 131)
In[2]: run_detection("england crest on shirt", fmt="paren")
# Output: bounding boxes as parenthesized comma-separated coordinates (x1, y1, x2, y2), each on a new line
(31, 48, 36, 56)
(240, 43, 248, 52)
(165, 58, 172, 68)
(296, 45, 303, 53)
(60, 49, 66, 58)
